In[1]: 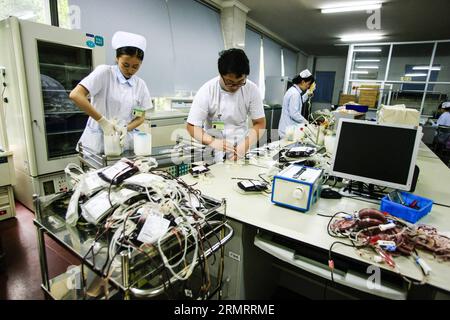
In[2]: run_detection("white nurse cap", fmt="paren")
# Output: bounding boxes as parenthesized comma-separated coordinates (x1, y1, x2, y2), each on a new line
(442, 102, 450, 109)
(299, 69, 312, 78)
(112, 31, 147, 53)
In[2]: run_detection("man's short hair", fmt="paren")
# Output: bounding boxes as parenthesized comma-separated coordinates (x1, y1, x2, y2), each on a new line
(218, 48, 250, 77)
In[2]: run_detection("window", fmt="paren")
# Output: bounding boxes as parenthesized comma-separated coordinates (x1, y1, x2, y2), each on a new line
(388, 43, 434, 82)
(351, 45, 390, 81)
(263, 36, 282, 77)
(56, 0, 73, 29)
(345, 40, 450, 115)
(0, 0, 50, 24)
(245, 27, 261, 85)
(283, 47, 297, 78)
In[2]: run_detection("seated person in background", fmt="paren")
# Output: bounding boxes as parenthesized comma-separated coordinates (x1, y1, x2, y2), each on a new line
(433, 102, 450, 158)
(432, 102, 445, 119)
(437, 102, 450, 126)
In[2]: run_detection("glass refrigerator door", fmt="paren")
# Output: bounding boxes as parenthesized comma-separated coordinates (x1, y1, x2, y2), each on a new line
(18, 19, 105, 176)
(37, 41, 92, 159)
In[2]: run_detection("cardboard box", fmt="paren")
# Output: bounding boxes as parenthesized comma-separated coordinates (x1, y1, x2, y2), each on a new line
(339, 94, 357, 106)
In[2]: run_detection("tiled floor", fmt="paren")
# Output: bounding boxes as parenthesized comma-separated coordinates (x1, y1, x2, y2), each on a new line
(0, 202, 79, 300)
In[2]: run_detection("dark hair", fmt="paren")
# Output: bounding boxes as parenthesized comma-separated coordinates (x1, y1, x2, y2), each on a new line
(218, 48, 249, 77)
(292, 74, 315, 85)
(116, 46, 144, 61)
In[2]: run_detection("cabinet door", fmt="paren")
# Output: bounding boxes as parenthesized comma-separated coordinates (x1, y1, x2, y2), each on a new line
(38, 41, 92, 159)
(20, 20, 105, 175)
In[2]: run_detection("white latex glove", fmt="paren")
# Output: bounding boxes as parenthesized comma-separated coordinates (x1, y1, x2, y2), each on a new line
(208, 138, 235, 154)
(114, 124, 128, 147)
(308, 82, 316, 96)
(97, 116, 115, 135)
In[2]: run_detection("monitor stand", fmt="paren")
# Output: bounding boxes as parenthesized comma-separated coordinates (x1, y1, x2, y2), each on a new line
(341, 181, 386, 200)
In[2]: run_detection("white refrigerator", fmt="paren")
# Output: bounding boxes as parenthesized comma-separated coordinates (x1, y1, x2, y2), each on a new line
(0, 17, 105, 210)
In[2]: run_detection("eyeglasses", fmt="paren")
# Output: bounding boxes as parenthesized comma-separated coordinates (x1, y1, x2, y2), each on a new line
(221, 75, 247, 88)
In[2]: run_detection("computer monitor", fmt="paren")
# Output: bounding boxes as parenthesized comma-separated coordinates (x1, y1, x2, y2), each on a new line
(331, 119, 422, 191)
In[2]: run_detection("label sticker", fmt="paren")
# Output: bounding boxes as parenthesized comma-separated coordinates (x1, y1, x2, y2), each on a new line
(212, 120, 225, 130)
(94, 36, 104, 47)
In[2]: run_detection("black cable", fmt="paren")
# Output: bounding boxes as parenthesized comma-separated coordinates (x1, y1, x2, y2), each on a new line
(332, 176, 339, 188)
(340, 194, 381, 205)
(80, 225, 110, 299)
(107, 165, 131, 207)
(327, 211, 352, 239)
(328, 240, 358, 283)
(258, 173, 271, 184)
(434, 202, 450, 208)
(195, 226, 208, 299)
(317, 213, 335, 218)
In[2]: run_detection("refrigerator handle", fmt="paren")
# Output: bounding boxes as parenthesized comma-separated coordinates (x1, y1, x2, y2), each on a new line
(32, 119, 42, 133)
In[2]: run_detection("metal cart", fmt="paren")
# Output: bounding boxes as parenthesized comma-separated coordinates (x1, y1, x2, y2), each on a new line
(77, 137, 215, 177)
(33, 192, 233, 300)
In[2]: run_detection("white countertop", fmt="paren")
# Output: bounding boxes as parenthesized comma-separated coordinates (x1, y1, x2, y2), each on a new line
(0, 150, 13, 157)
(145, 109, 189, 121)
(181, 141, 450, 293)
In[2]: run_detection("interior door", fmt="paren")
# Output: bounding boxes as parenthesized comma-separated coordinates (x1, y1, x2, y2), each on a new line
(313, 71, 336, 103)
(19, 20, 105, 175)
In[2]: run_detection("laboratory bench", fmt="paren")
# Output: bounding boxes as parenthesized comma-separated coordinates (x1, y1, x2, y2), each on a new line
(180, 141, 450, 300)
(33, 139, 450, 300)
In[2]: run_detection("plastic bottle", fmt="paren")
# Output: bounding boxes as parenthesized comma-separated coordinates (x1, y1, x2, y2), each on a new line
(104, 134, 122, 156)
(134, 131, 152, 156)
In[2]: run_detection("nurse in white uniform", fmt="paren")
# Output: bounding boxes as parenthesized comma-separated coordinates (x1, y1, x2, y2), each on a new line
(186, 48, 266, 161)
(278, 69, 316, 139)
(70, 31, 153, 153)
(437, 102, 450, 126)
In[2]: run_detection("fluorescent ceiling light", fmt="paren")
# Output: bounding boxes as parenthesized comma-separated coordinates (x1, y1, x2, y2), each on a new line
(341, 33, 383, 42)
(351, 71, 369, 74)
(355, 59, 380, 62)
(353, 48, 382, 52)
(405, 73, 427, 77)
(412, 66, 441, 71)
(356, 65, 379, 69)
(322, 2, 382, 13)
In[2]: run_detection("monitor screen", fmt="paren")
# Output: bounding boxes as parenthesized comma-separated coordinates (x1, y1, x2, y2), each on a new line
(331, 119, 421, 190)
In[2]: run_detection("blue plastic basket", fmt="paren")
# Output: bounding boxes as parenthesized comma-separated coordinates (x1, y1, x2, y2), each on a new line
(380, 192, 433, 223)
(345, 104, 369, 113)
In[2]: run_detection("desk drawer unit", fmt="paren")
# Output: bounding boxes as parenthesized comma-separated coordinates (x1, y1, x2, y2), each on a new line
(0, 186, 15, 221)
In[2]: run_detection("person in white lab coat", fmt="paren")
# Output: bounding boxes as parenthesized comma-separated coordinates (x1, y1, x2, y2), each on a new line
(186, 48, 266, 161)
(278, 70, 316, 139)
(70, 31, 153, 153)
(437, 102, 450, 126)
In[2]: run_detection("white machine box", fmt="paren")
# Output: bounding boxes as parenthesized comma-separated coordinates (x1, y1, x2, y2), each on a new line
(271, 164, 322, 212)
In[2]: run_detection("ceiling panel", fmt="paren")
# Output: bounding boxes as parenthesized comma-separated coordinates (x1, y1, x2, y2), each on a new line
(239, 0, 450, 55)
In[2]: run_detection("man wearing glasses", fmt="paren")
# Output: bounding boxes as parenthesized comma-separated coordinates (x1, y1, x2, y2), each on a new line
(187, 48, 266, 161)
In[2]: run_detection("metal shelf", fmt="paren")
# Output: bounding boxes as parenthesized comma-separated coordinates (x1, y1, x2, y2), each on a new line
(44, 111, 85, 115)
(46, 129, 84, 136)
(40, 63, 91, 71)
(42, 89, 72, 93)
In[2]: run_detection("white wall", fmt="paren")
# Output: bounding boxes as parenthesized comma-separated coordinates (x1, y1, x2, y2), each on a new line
(297, 53, 308, 73)
(68, 0, 224, 97)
